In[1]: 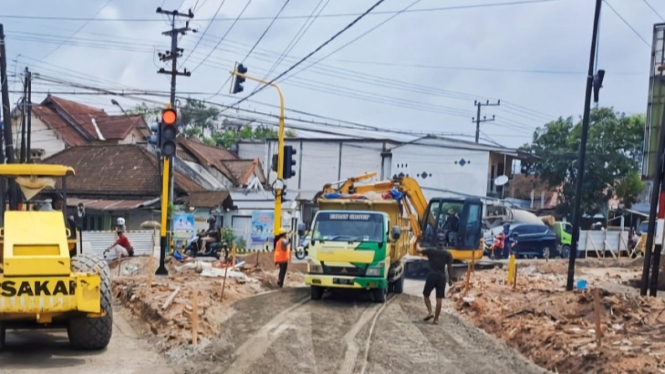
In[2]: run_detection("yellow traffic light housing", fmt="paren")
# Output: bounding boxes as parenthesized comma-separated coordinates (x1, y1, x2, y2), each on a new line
(160, 108, 178, 158)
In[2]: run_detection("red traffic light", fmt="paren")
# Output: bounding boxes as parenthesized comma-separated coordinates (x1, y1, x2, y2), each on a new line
(162, 108, 177, 125)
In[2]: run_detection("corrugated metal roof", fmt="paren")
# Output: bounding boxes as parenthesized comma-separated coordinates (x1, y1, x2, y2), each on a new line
(68, 198, 157, 211)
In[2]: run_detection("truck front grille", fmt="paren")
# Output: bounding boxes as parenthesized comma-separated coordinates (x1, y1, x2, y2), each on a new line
(321, 263, 367, 276)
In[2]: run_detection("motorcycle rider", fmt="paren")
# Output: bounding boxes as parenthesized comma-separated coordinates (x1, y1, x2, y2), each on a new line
(198, 216, 220, 254)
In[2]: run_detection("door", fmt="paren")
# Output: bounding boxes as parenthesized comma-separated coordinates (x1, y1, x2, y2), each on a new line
(458, 198, 483, 250)
(232, 216, 251, 250)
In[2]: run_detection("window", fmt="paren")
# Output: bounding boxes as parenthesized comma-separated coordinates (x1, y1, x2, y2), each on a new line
(312, 212, 384, 242)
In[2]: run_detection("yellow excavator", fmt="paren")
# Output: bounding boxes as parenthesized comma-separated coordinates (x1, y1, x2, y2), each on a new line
(0, 164, 112, 351)
(321, 172, 485, 261)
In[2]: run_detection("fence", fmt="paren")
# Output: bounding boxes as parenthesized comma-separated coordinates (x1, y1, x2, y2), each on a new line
(82, 230, 158, 260)
(578, 230, 634, 258)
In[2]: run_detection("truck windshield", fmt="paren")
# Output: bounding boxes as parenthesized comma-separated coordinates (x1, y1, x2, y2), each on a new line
(312, 212, 384, 242)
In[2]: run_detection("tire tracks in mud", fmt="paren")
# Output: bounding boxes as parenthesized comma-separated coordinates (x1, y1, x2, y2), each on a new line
(338, 295, 397, 374)
(224, 296, 310, 374)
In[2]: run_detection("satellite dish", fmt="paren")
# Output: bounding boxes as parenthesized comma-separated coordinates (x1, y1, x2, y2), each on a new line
(495, 175, 509, 186)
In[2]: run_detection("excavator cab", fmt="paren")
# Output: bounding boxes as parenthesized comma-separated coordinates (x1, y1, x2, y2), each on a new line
(420, 197, 484, 261)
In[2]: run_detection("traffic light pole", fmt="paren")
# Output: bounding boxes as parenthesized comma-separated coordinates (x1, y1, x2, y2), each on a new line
(230, 70, 285, 233)
(157, 156, 170, 275)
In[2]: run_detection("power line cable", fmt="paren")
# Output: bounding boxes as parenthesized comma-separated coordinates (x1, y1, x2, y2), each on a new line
(210, 0, 290, 95)
(192, 0, 253, 75)
(326, 58, 642, 75)
(257, 0, 329, 90)
(181, 0, 227, 66)
(643, 0, 665, 21)
(603, 0, 651, 48)
(0, 0, 561, 23)
(281, 0, 423, 84)
(41, 0, 115, 60)
(220, 0, 387, 111)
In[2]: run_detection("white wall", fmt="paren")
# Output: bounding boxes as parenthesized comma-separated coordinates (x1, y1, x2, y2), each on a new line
(238, 140, 388, 194)
(13, 116, 66, 159)
(390, 144, 490, 201)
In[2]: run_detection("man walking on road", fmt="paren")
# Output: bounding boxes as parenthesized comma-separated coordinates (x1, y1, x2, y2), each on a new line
(416, 240, 453, 324)
(274, 228, 290, 288)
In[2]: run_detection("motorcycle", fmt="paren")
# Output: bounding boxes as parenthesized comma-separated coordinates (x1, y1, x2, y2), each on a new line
(184, 232, 227, 260)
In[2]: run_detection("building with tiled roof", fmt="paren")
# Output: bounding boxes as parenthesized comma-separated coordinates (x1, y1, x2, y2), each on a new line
(11, 95, 148, 160)
(42, 144, 233, 230)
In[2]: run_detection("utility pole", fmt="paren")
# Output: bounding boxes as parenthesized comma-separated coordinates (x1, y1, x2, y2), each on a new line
(0, 24, 18, 215)
(26, 67, 32, 161)
(156, 7, 194, 263)
(20, 67, 28, 163)
(0, 25, 12, 164)
(472, 100, 500, 143)
(566, 0, 604, 292)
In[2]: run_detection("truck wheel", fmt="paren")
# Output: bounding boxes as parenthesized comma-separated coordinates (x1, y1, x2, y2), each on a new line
(561, 245, 571, 259)
(392, 273, 404, 294)
(311, 286, 324, 300)
(372, 287, 387, 303)
(67, 254, 113, 350)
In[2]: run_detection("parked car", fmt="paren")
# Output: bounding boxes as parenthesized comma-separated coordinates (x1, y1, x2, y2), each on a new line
(484, 223, 559, 259)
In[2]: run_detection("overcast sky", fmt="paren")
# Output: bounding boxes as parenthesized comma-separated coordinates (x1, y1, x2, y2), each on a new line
(0, 0, 660, 147)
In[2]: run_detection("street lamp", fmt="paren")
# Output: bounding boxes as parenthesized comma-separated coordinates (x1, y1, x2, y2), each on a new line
(111, 99, 146, 142)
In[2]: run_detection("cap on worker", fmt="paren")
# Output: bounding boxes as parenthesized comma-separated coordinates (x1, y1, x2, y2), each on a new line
(447, 209, 455, 214)
(275, 227, 287, 236)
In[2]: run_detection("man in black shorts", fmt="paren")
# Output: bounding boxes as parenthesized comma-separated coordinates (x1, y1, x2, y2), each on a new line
(416, 240, 453, 324)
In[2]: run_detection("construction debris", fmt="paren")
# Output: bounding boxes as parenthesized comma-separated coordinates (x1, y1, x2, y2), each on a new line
(451, 258, 665, 374)
(111, 253, 306, 352)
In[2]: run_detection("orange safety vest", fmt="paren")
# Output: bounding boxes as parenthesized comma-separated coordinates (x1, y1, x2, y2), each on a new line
(274, 238, 290, 263)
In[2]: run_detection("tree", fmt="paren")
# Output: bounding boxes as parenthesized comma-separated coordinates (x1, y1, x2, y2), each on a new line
(128, 99, 297, 148)
(521, 107, 645, 216)
(180, 98, 219, 130)
(614, 171, 645, 209)
(127, 102, 161, 121)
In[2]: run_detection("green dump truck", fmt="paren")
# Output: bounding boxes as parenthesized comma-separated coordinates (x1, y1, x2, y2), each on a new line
(301, 197, 411, 303)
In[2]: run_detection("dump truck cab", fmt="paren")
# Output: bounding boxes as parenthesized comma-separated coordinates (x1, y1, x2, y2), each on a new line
(303, 198, 409, 303)
(0, 164, 112, 351)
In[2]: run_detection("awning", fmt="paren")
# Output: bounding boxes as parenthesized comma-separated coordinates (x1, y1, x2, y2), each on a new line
(67, 197, 159, 211)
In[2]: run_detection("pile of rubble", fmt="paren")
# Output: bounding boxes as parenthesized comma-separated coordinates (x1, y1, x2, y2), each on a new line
(451, 259, 665, 374)
(111, 253, 305, 352)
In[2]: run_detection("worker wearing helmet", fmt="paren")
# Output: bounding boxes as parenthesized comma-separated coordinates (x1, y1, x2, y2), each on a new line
(274, 227, 291, 288)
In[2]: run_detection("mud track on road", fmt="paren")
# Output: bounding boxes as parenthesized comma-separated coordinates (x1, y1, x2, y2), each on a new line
(177, 288, 547, 374)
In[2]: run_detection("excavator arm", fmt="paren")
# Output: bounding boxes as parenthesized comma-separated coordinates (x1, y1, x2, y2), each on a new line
(321, 175, 427, 241)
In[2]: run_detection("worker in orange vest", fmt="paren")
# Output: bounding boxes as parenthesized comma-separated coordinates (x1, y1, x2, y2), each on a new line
(274, 228, 290, 288)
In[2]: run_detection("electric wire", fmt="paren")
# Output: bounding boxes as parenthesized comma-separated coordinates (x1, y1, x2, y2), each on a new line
(643, 0, 665, 21)
(0, 0, 561, 23)
(41, 0, 115, 60)
(603, 0, 651, 48)
(192, 0, 253, 75)
(220, 0, 387, 111)
(281, 0, 423, 85)
(256, 0, 329, 92)
(181, 0, 227, 66)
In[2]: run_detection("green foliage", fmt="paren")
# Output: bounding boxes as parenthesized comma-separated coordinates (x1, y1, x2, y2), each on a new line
(208, 125, 297, 148)
(127, 102, 161, 122)
(521, 107, 645, 216)
(180, 98, 220, 130)
(220, 227, 236, 248)
(175, 99, 297, 148)
(235, 236, 247, 250)
(614, 171, 645, 209)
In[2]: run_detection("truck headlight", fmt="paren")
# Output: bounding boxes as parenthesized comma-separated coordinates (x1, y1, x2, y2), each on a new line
(366, 263, 384, 276)
(309, 264, 322, 273)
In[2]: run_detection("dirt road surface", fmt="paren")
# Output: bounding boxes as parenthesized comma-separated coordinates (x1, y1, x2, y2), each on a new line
(0, 309, 174, 374)
(178, 285, 548, 374)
